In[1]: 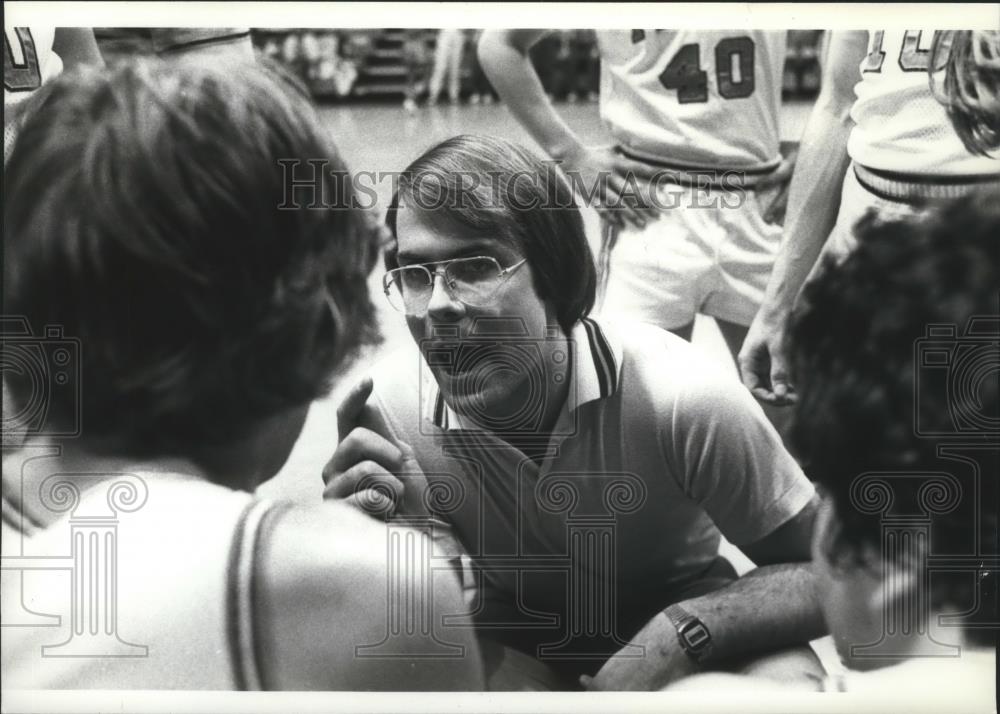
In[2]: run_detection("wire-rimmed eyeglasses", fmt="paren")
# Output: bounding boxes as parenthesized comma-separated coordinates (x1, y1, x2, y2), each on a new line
(382, 255, 527, 316)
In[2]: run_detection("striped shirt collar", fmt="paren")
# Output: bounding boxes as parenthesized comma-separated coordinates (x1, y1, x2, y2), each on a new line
(425, 317, 623, 431)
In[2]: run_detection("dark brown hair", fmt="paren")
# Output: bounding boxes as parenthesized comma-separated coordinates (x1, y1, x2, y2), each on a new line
(4, 58, 380, 461)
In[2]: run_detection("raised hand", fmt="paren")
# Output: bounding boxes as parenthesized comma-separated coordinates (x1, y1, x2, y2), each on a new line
(322, 377, 430, 517)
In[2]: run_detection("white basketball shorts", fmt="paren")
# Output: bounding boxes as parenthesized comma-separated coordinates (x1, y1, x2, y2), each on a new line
(597, 180, 782, 330)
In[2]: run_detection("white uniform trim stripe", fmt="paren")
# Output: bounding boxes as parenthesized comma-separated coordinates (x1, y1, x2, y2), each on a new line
(617, 146, 781, 188)
(596, 220, 618, 308)
(853, 162, 1000, 203)
(226, 499, 276, 691)
(581, 317, 618, 398)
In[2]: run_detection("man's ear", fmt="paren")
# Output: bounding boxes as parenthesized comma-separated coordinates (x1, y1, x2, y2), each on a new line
(812, 495, 884, 581)
(812, 494, 840, 569)
(867, 549, 922, 616)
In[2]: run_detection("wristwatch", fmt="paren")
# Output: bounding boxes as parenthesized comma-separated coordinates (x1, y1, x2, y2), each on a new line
(664, 603, 713, 665)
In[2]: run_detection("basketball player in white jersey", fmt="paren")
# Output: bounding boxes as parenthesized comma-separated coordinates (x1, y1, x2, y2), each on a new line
(1, 59, 483, 690)
(479, 30, 793, 361)
(4, 26, 103, 163)
(739, 30, 999, 405)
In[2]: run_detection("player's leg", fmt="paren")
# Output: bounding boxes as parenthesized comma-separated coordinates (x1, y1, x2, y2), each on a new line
(704, 186, 796, 434)
(446, 31, 463, 103)
(402, 49, 420, 111)
(714, 318, 749, 366)
(716, 317, 793, 435)
(704, 185, 783, 350)
(427, 31, 450, 104)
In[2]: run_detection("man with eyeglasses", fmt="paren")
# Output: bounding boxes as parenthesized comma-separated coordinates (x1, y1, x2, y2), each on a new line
(324, 134, 826, 691)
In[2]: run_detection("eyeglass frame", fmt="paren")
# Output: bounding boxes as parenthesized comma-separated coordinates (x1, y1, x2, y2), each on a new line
(382, 255, 528, 315)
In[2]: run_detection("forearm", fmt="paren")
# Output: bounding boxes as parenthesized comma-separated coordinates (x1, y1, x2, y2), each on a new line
(761, 99, 852, 320)
(760, 31, 870, 321)
(588, 561, 826, 689)
(680, 562, 827, 665)
(477, 31, 584, 160)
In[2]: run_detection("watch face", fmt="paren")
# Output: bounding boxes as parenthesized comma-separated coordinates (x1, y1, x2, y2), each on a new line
(680, 621, 711, 651)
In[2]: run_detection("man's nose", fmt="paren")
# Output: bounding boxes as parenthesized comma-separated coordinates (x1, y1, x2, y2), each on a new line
(425, 273, 465, 319)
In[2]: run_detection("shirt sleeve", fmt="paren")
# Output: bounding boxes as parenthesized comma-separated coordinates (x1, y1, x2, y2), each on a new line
(665, 368, 815, 547)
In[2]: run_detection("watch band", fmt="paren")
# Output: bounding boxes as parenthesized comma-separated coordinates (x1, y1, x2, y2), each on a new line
(664, 603, 713, 665)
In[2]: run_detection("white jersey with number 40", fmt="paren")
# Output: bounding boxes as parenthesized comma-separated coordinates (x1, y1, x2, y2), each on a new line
(849, 30, 999, 176)
(596, 30, 785, 172)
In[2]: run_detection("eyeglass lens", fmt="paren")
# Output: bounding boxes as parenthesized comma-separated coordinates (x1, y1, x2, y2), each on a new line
(386, 256, 504, 314)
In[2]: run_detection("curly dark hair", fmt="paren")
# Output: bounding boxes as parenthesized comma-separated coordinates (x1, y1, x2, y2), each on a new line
(787, 191, 998, 645)
(3, 59, 380, 461)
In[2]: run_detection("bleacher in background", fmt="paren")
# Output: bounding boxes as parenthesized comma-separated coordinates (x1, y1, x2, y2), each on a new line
(94, 29, 825, 104)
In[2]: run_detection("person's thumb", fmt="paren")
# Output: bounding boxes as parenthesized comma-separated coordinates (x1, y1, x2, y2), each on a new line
(770, 353, 794, 402)
(397, 440, 422, 472)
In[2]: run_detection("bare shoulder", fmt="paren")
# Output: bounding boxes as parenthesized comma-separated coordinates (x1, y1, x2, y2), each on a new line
(256, 501, 484, 690)
(266, 499, 390, 583)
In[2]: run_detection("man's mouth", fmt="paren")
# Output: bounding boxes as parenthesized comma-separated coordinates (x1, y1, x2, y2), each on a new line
(424, 342, 499, 379)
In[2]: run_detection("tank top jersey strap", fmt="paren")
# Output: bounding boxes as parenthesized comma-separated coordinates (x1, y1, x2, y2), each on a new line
(226, 497, 292, 690)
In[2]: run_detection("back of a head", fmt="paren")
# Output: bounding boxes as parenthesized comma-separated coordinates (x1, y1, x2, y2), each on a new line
(787, 191, 999, 644)
(4, 59, 380, 466)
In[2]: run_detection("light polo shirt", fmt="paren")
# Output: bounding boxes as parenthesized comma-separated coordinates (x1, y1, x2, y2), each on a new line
(367, 316, 815, 656)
